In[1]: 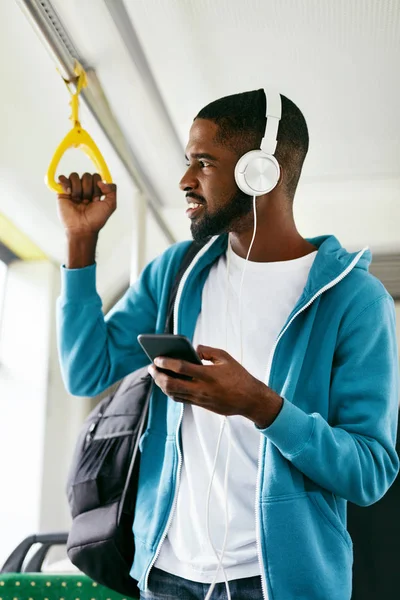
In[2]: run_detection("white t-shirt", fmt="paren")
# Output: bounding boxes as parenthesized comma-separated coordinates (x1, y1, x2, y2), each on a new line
(155, 244, 317, 583)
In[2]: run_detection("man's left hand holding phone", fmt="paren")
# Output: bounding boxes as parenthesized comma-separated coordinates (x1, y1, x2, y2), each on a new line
(137, 333, 284, 428)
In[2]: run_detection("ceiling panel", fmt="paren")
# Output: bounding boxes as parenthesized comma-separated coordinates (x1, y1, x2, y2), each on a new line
(124, 0, 400, 180)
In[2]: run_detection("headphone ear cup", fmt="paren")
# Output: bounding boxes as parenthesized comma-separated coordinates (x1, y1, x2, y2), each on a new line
(235, 150, 280, 196)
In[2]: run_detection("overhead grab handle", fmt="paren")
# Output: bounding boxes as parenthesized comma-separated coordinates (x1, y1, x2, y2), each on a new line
(45, 61, 112, 194)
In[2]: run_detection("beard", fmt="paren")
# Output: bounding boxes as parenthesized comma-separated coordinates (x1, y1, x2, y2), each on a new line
(190, 189, 254, 244)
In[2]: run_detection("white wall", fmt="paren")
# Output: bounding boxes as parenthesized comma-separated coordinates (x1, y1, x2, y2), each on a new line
(294, 177, 400, 254)
(0, 260, 90, 566)
(0, 261, 52, 564)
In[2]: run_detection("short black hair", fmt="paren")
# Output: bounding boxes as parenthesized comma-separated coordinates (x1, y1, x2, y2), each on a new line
(195, 89, 309, 200)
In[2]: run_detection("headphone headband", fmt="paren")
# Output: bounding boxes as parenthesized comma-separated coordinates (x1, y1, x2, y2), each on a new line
(260, 88, 282, 156)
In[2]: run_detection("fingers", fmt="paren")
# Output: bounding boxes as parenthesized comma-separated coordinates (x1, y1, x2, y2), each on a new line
(56, 173, 116, 205)
(92, 173, 102, 202)
(82, 172, 93, 204)
(153, 357, 208, 380)
(70, 172, 82, 201)
(149, 366, 198, 398)
(97, 180, 117, 212)
(98, 180, 117, 197)
(196, 345, 228, 363)
(58, 175, 71, 196)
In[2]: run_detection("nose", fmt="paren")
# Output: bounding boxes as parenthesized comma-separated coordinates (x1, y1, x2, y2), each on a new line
(179, 167, 198, 192)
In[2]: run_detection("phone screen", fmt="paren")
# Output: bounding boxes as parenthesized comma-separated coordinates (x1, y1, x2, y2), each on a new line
(137, 334, 202, 380)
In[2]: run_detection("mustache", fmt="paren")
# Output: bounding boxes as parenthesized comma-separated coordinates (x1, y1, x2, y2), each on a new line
(186, 193, 205, 204)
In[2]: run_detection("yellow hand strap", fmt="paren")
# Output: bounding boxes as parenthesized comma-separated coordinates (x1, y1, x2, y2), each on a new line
(45, 61, 112, 194)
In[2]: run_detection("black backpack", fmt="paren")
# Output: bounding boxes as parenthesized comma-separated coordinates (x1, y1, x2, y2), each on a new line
(65, 242, 203, 598)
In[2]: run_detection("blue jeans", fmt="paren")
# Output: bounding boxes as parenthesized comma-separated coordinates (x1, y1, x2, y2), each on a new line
(140, 567, 263, 599)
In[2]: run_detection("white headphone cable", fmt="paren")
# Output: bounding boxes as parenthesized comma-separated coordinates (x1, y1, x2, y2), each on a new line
(204, 236, 233, 600)
(204, 196, 258, 600)
(239, 196, 258, 364)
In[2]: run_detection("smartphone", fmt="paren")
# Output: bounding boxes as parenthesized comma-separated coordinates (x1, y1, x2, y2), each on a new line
(137, 334, 202, 380)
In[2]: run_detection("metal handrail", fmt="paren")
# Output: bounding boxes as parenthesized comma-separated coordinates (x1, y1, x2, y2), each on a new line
(16, 0, 176, 244)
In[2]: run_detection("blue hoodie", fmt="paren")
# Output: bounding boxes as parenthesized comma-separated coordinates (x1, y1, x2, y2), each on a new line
(57, 234, 399, 600)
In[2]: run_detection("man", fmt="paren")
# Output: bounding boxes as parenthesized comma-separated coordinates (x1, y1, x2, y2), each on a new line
(57, 89, 399, 600)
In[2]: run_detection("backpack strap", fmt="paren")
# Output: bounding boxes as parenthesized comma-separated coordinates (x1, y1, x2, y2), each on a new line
(165, 241, 206, 334)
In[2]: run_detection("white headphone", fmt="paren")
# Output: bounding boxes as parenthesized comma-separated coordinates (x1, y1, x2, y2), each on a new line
(234, 88, 282, 196)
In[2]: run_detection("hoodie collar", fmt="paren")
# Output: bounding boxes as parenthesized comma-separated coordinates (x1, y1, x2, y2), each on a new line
(303, 235, 371, 297)
(198, 233, 371, 302)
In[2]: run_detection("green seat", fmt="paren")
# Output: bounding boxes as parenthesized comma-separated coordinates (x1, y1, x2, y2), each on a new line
(0, 572, 134, 599)
(0, 533, 139, 600)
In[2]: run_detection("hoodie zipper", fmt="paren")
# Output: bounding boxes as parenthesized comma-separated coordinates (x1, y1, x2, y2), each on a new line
(144, 241, 368, 595)
(143, 237, 218, 591)
(254, 246, 368, 600)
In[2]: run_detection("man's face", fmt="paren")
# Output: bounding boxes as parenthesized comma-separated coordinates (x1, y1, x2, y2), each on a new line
(180, 119, 253, 243)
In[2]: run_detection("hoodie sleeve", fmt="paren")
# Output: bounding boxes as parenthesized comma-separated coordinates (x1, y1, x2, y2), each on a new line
(56, 259, 159, 398)
(257, 294, 399, 506)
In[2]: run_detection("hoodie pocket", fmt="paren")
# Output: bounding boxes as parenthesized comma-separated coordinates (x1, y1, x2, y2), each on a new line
(309, 491, 352, 550)
(261, 492, 353, 600)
